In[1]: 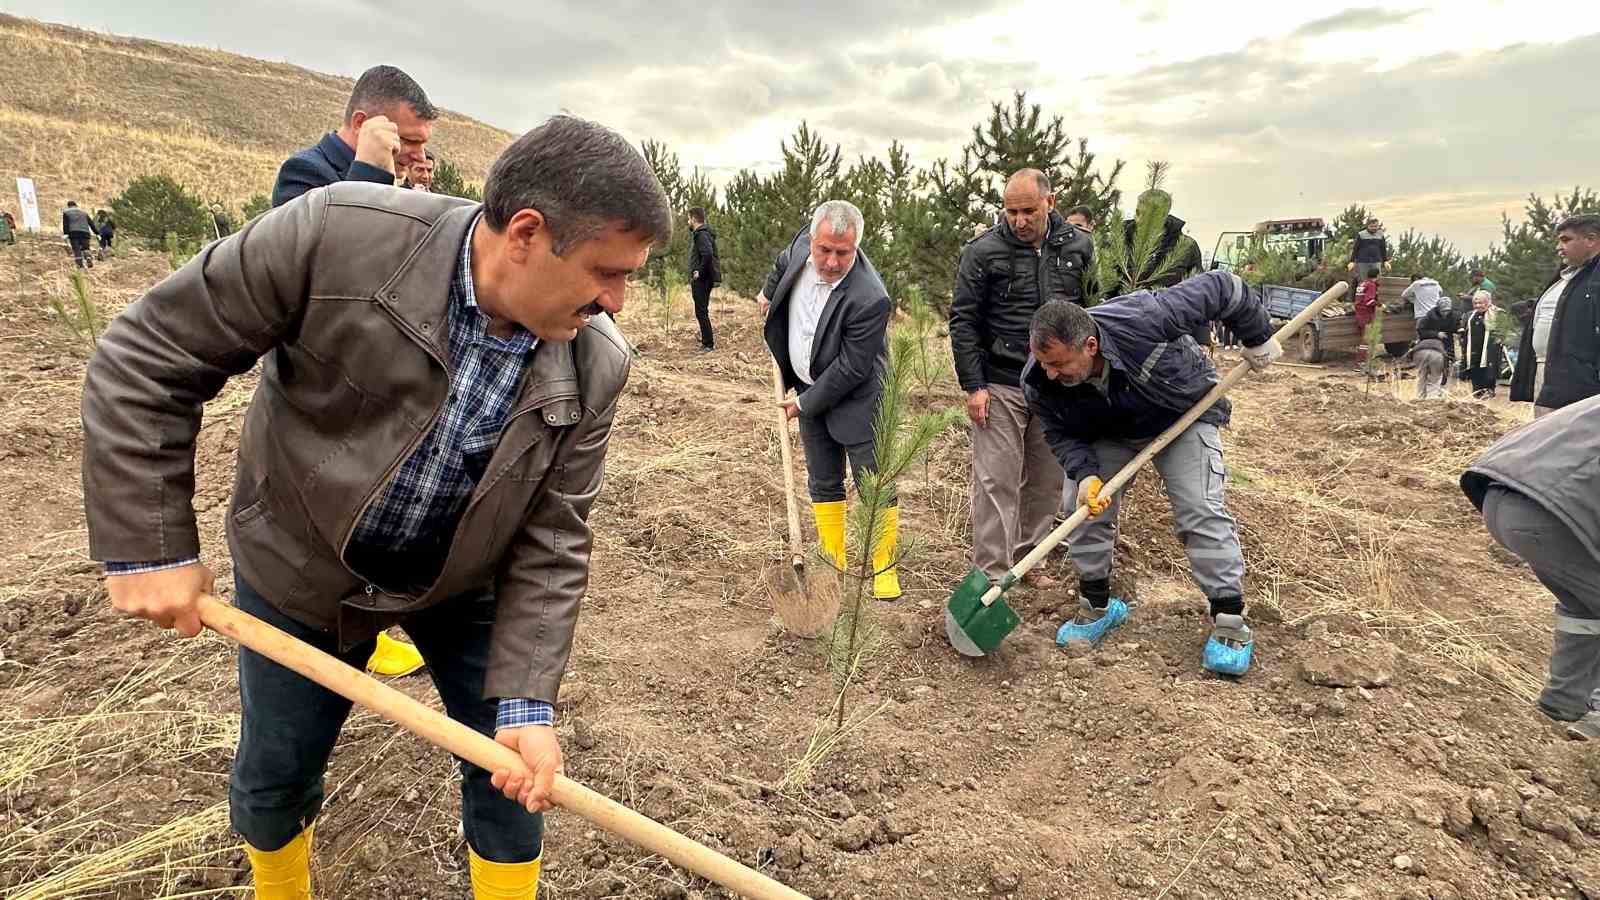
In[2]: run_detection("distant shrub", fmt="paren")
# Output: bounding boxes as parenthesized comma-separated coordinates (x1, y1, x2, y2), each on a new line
(165, 232, 201, 270)
(432, 157, 483, 201)
(109, 175, 211, 246)
(241, 193, 271, 221)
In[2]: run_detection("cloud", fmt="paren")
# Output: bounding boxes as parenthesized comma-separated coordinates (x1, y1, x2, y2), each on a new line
(1292, 6, 1424, 37)
(892, 63, 961, 105)
(8, 0, 1597, 256)
(822, 108, 966, 145)
(1098, 30, 1600, 254)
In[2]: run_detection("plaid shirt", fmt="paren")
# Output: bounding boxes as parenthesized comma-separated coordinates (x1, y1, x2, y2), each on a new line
(109, 214, 553, 731)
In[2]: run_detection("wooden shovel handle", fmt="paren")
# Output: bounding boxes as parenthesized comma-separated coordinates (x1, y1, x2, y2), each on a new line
(771, 358, 805, 564)
(980, 280, 1350, 605)
(197, 595, 811, 900)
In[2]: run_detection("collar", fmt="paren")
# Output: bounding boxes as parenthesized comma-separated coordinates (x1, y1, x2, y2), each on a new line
(1087, 354, 1112, 393)
(319, 131, 357, 173)
(457, 214, 535, 351)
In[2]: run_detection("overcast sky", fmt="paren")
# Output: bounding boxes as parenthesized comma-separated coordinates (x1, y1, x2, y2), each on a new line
(11, 0, 1597, 257)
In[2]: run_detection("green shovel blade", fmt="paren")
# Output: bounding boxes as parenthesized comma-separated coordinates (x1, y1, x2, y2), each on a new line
(944, 566, 1020, 656)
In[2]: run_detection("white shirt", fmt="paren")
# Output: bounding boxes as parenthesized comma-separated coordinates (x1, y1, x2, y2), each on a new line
(786, 256, 852, 385)
(1532, 268, 1576, 360)
(1402, 278, 1443, 321)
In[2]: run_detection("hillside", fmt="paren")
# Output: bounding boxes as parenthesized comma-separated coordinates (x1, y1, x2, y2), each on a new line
(0, 13, 513, 221)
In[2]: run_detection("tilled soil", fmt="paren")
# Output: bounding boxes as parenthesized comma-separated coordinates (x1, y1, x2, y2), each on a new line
(3, 245, 1598, 900)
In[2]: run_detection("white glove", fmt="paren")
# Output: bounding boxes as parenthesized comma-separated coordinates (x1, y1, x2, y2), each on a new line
(1241, 338, 1283, 371)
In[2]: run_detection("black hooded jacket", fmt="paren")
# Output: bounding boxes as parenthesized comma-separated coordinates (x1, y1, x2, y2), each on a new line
(950, 210, 1093, 391)
(688, 223, 720, 285)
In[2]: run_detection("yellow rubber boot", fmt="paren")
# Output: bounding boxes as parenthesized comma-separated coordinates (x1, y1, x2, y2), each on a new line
(872, 506, 902, 601)
(245, 824, 313, 900)
(469, 848, 541, 899)
(812, 500, 847, 571)
(365, 631, 424, 677)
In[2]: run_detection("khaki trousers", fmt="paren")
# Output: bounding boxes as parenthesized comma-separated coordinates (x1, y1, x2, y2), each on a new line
(969, 384, 1065, 578)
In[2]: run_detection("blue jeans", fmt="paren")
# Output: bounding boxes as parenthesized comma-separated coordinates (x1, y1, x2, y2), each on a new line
(228, 576, 543, 861)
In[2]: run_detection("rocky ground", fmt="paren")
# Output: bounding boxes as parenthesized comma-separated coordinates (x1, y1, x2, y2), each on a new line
(3, 238, 1598, 899)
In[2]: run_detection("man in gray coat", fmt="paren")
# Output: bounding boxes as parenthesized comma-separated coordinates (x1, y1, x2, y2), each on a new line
(758, 200, 899, 599)
(1462, 394, 1600, 738)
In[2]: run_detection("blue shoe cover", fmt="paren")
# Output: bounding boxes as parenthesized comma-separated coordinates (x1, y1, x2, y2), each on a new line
(1203, 613, 1253, 676)
(1055, 598, 1129, 646)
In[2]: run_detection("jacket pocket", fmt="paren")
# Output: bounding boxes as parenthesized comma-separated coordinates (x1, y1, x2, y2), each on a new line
(989, 335, 1029, 367)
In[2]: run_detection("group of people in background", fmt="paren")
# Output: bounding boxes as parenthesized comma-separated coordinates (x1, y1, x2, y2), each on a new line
(58, 201, 115, 269)
(1357, 217, 1600, 412)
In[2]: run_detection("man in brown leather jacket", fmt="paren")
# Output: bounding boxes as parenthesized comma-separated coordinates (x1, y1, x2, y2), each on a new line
(80, 115, 671, 899)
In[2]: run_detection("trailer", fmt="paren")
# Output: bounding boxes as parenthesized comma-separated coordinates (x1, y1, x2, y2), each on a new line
(1261, 281, 1416, 363)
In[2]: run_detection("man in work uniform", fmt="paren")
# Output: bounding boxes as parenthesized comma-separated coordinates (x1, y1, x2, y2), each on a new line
(950, 168, 1093, 587)
(272, 64, 436, 208)
(1462, 394, 1600, 737)
(758, 200, 900, 598)
(82, 115, 671, 899)
(1024, 271, 1282, 675)
(271, 64, 439, 675)
(62, 200, 96, 269)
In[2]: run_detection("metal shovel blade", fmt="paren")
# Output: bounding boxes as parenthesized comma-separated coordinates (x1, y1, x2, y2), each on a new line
(943, 566, 1020, 657)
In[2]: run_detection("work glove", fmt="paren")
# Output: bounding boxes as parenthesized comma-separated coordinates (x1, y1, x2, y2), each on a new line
(1076, 476, 1110, 518)
(1346, 262, 1355, 272)
(1384, 261, 1393, 272)
(1241, 338, 1283, 371)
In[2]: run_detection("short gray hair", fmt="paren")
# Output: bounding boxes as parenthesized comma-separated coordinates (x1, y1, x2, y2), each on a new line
(810, 200, 864, 245)
(1030, 299, 1096, 350)
(1473, 289, 1493, 305)
(484, 115, 673, 256)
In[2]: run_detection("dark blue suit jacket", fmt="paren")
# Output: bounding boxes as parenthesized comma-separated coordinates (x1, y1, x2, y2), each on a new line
(271, 132, 396, 208)
(761, 228, 891, 447)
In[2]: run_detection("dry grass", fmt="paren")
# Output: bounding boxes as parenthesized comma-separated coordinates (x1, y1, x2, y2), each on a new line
(778, 701, 890, 794)
(4, 802, 236, 900)
(0, 657, 239, 794)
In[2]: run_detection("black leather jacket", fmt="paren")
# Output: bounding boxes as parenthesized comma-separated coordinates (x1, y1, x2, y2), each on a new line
(950, 210, 1093, 391)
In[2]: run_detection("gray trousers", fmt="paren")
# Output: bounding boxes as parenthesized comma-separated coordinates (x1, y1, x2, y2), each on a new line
(1065, 422, 1245, 602)
(970, 383, 1064, 578)
(797, 415, 886, 505)
(1483, 486, 1600, 718)
(1414, 348, 1446, 399)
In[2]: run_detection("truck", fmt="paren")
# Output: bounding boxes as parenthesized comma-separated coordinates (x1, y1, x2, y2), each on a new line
(1211, 218, 1329, 273)
(1261, 278, 1417, 363)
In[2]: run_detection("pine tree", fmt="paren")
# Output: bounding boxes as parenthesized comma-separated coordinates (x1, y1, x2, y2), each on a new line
(1481, 187, 1599, 304)
(965, 92, 1124, 220)
(431, 157, 483, 201)
(1091, 162, 1195, 301)
(1390, 229, 1470, 296)
(721, 123, 843, 298)
(1331, 203, 1374, 244)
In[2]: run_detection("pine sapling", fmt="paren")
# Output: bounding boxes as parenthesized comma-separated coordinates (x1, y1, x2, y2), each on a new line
(827, 329, 962, 728)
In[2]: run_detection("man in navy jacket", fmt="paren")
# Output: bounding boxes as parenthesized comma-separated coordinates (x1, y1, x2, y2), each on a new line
(271, 65, 437, 208)
(1025, 271, 1280, 675)
(271, 64, 438, 678)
